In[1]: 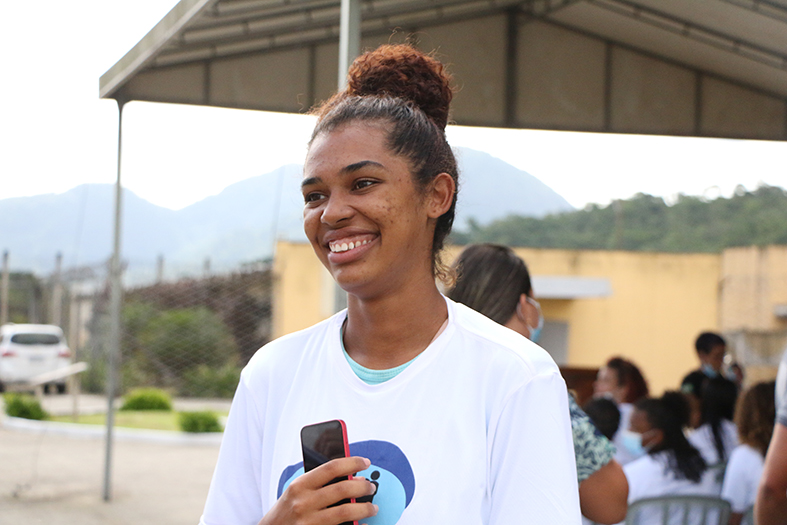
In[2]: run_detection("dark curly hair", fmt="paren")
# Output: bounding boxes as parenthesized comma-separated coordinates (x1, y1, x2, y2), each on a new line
(310, 44, 459, 283)
(606, 357, 650, 404)
(735, 381, 776, 457)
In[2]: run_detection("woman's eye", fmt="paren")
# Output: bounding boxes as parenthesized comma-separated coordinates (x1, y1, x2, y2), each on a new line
(304, 192, 325, 203)
(353, 179, 376, 191)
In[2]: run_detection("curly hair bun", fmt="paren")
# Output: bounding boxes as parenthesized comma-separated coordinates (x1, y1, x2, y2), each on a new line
(345, 44, 453, 130)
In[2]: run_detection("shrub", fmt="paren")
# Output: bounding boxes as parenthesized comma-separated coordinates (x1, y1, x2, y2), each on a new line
(178, 411, 222, 433)
(3, 393, 48, 420)
(180, 364, 241, 399)
(120, 387, 173, 411)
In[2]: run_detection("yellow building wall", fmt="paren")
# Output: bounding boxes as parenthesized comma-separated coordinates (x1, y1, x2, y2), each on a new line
(275, 241, 721, 396)
(719, 246, 787, 385)
(720, 246, 787, 332)
(272, 242, 336, 338)
(444, 246, 721, 395)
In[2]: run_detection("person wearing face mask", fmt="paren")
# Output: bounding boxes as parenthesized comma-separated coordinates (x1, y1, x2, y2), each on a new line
(681, 332, 738, 430)
(448, 244, 628, 525)
(593, 357, 650, 466)
(618, 392, 716, 525)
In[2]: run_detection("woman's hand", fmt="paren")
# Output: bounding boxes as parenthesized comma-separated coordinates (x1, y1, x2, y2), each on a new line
(258, 456, 378, 525)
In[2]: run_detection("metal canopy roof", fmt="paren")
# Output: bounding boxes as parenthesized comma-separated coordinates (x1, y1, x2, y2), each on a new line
(101, 0, 787, 140)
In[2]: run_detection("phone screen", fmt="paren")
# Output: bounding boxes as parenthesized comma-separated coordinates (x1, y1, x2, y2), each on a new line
(301, 420, 356, 525)
(301, 419, 350, 472)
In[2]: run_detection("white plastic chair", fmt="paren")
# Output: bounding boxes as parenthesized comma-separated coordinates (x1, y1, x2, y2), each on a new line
(625, 495, 732, 525)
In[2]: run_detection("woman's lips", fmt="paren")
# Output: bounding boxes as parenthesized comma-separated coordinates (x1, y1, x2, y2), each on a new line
(326, 234, 377, 264)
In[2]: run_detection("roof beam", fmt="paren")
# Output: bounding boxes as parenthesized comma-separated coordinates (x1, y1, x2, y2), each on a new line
(588, 0, 787, 71)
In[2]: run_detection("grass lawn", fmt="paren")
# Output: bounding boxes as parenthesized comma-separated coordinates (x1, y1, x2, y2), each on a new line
(50, 410, 227, 432)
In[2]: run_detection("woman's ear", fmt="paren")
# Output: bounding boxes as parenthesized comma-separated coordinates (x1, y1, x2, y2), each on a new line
(426, 173, 455, 219)
(645, 428, 664, 450)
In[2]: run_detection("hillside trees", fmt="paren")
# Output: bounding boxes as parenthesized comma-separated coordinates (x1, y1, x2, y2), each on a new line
(451, 184, 787, 252)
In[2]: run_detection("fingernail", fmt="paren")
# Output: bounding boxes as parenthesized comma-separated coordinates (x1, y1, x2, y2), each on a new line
(362, 457, 371, 467)
(372, 504, 379, 515)
(368, 482, 376, 494)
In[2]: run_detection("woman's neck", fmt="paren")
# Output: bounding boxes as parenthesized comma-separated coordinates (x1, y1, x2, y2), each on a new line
(343, 281, 448, 370)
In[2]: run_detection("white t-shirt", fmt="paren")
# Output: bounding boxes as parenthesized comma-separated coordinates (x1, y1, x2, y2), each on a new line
(688, 420, 738, 468)
(619, 451, 719, 525)
(777, 347, 787, 427)
(612, 402, 636, 465)
(200, 298, 580, 525)
(721, 444, 764, 514)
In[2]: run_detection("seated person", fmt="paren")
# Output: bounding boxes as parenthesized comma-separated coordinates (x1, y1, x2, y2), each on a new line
(594, 356, 650, 465)
(584, 397, 621, 441)
(687, 376, 739, 492)
(721, 381, 776, 525)
(620, 392, 716, 525)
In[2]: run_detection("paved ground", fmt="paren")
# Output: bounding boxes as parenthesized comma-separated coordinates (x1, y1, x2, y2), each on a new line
(1, 394, 230, 525)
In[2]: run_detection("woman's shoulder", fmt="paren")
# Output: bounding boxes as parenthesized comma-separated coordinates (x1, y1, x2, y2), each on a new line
(447, 298, 560, 377)
(243, 312, 344, 373)
(688, 423, 712, 444)
(729, 443, 764, 465)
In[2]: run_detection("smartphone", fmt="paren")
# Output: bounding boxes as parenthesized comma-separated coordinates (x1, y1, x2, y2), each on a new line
(301, 419, 356, 525)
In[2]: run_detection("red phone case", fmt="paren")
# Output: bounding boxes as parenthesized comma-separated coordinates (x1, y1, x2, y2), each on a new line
(302, 419, 357, 525)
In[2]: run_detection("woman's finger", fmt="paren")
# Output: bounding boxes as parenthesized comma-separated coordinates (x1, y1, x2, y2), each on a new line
(318, 501, 379, 525)
(312, 476, 378, 510)
(305, 456, 371, 488)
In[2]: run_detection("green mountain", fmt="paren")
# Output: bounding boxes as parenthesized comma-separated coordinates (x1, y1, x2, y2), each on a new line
(450, 185, 787, 252)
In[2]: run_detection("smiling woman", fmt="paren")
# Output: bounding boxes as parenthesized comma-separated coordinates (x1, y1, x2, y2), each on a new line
(200, 44, 581, 525)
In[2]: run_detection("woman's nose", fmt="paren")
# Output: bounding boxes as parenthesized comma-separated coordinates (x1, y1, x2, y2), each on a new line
(321, 192, 353, 225)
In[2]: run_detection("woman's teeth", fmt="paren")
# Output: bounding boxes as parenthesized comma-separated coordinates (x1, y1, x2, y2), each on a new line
(330, 239, 369, 253)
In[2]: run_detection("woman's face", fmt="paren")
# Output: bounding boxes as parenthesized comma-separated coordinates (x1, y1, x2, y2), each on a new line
(629, 408, 662, 450)
(594, 366, 625, 404)
(302, 123, 439, 298)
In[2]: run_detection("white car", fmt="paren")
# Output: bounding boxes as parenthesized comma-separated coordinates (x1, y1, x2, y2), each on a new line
(0, 324, 71, 393)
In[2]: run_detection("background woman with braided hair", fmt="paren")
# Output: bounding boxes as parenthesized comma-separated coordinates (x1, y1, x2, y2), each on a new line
(200, 44, 579, 525)
(687, 375, 739, 491)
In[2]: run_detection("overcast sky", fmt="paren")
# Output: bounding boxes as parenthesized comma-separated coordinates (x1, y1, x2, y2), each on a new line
(1, 0, 785, 212)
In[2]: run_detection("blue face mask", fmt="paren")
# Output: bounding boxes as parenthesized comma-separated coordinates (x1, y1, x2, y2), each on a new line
(521, 296, 544, 343)
(701, 363, 719, 378)
(620, 429, 652, 459)
(529, 325, 543, 344)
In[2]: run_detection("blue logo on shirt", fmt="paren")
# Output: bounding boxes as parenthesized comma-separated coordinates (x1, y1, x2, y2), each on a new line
(278, 440, 415, 525)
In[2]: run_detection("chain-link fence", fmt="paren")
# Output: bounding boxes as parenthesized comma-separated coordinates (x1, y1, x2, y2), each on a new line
(1, 253, 272, 400)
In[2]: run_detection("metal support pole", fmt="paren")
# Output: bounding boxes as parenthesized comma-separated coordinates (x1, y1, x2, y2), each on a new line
(0, 250, 9, 325)
(52, 252, 63, 327)
(156, 254, 164, 284)
(338, 0, 361, 91)
(104, 99, 125, 502)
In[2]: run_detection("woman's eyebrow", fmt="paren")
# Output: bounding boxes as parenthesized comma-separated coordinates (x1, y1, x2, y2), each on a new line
(301, 160, 384, 189)
(344, 160, 383, 173)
